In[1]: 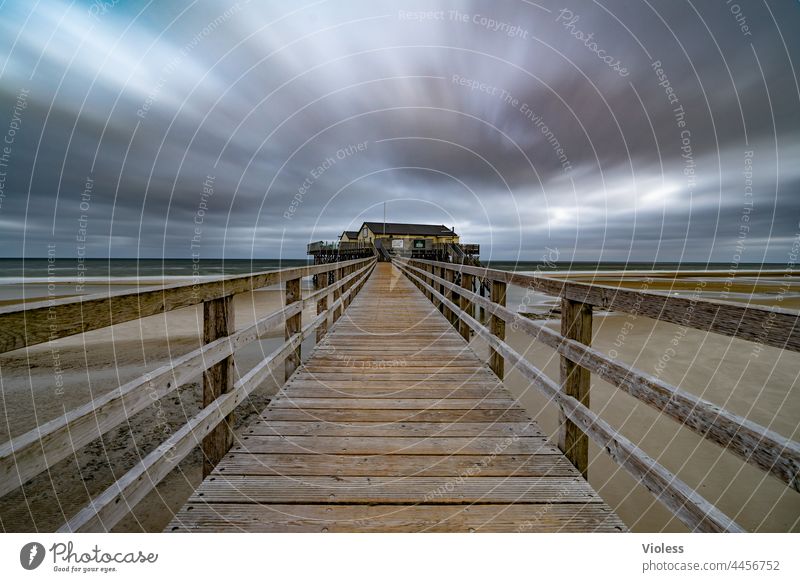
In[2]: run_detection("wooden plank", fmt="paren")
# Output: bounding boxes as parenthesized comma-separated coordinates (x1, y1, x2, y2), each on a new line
(280, 372, 499, 382)
(168, 503, 626, 533)
(214, 453, 578, 477)
(284, 379, 502, 389)
(266, 398, 519, 410)
(202, 295, 235, 477)
(186, 476, 601, 504)
(231, 436, 556, 456)
(247, 421, 544, 437)
(260, 408, 534, 423)
(558, 297, 591, 478)
(277, 386, 505, 399)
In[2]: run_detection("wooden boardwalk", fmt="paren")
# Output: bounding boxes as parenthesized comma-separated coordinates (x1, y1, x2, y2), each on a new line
(168, 263, 625, 532)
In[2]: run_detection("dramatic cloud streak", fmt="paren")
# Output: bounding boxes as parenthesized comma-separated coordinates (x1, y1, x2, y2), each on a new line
(0, 0, 798, 261)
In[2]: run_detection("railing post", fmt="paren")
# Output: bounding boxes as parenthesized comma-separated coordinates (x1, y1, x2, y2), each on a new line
(422, 265, 433, 303)
(479, 278, 486, 323)
(443, 267, 456, 327)
(459, 272, 473, 341)
(316, 267, 329, 343)
(333, 266, 343, 322)
(489, 279, 506, 379)
(346, 264, 354, 307)
(202, 294, 235, 477)
(285, 276, 301, 381)
(438, 266, 447, 316)
(559, 297, 592, 478)
(341, 265, 349, 309)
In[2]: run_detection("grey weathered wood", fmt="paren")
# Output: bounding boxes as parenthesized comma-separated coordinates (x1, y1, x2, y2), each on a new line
(217, 452, 576, 476)
(489, 279, 506, 379)
(58, 327, 311, 533)
(558, 297, 591, 478)
(397, 261, 745, 532)
(232, 436, 554, 455)
(316, 273, 328, 343)
(202, 295, 235, 477)
(170, 263, 623, 533)
(0, 301, 299, 498)
(404, 259, 800, 352)
(443, 268, 454, 326)
(399, 259, 800, 492)
(0, 263, 373, 500)
(58, 267, 374, 532)
(168, 503, 624, 533)
(185, 475, 601, 504)
(333, 267, 343, 323)
(0, 257, 373, 354)
(460, 272, 474, 341)
(284, 277, 301, 381)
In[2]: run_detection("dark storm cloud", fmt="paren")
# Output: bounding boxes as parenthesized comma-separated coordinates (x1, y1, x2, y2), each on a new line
(0, 0, 797, 261)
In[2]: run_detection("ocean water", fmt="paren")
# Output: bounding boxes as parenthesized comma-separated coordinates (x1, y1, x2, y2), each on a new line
(0, 258, 311, 281)
(0, 258, 783, 280)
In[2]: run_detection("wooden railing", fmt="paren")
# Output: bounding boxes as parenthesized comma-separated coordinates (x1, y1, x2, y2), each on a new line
(395, 258, 800, 533)
(0, 257, 376, 532)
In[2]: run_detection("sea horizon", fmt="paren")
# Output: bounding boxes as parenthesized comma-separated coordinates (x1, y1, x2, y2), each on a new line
(0, 257, 791, 281)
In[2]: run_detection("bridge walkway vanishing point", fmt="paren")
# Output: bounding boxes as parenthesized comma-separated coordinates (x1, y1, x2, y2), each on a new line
(168, 263, 626, 532)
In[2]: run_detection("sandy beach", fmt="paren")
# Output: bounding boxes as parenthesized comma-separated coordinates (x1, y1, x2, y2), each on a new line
(0, 271, 798, 532)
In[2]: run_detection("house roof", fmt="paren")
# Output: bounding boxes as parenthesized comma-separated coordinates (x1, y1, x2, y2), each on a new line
(361, 222, 457, 237)
(340, 231, 359, 239)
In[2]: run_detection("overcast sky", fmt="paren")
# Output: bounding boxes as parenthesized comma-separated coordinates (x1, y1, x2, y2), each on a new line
(0, 0, 798, 262)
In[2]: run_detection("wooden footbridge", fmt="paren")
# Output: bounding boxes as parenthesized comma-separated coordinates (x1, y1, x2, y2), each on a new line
(0, 257, 798, 532)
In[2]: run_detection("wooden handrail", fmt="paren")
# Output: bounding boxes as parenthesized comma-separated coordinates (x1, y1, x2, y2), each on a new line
(399, 260, 800, 492)
(0, 261, 375, 499)
(0, 257, 374, 354)
(397, 260, 745, 532)
(403, 258, 800, 352)
(57, 262, 375, 532)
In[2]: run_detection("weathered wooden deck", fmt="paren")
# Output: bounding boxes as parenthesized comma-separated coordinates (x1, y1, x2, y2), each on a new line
(168, 263, 625, 532)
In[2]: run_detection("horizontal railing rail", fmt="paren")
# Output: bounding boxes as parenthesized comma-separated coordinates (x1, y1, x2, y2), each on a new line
(0, 257, 372, 354)
(0, 257, 376, 531)
(395, 258, 800, 532)
(403, 259, 800, 352)
(60, 263, 375, 533)
(397, 260, 800, 492)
